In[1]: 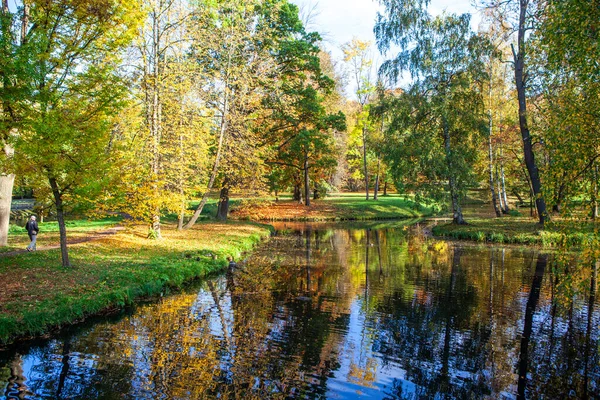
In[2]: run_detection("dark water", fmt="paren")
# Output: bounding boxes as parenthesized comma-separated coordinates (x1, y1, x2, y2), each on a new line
(1, 222, 599, 399)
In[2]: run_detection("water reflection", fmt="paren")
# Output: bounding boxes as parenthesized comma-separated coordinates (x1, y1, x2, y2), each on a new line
(1, 223, 599, 399)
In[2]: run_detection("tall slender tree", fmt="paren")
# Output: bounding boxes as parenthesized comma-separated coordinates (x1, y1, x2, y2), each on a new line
(375, 2, 490, 224)
(480, 0, 548, 225)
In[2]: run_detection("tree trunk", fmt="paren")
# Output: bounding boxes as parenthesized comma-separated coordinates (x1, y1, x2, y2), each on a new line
(49, 177, 70, 268)
(293, 183, 301, 202)
(592, 164, 599, 220)
(512, 188, 524, 205)
(443, 117, 466, 225)
(512, 3, 548, 225)
(383, 181, 388, 196)
(552, 182, 566, 214)
(362, 126, 369, 200)
(496, 165, 506, 213)
(0, 173, 15, 246)
(500, 163, 510, 213)
(304, 157, 310, 207)
(20, 2, 29, 45)
(216, 185, 229, 221)
(374, 157, 380, 201)
(177, 110, 185, 231)
(149, 9, 162, 240)
(313, 186, 320, 200)
(177, 185, 185, 231)
(488, 115, 502, 217)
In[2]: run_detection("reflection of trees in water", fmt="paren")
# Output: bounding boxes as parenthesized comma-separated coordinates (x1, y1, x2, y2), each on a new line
(524, 259, 600, 399)
(2, 227, 600, 399)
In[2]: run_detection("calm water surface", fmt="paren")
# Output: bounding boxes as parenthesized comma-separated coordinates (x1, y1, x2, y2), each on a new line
(1, 222, 599, 399)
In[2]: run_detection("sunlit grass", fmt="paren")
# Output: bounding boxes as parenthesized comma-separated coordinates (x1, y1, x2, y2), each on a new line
(231, 193, 438, 221)
(2, 217, 122, 253)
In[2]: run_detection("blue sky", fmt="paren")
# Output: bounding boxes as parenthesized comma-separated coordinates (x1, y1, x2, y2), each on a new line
(289, 0, 481, 93)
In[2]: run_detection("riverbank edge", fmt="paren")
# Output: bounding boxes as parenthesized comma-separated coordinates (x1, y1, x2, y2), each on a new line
(0, 222, 273, 346)
(432, 222, 599, 247)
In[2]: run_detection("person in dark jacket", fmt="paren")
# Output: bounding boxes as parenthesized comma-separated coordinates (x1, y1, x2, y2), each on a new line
(25, 215, 39, 251)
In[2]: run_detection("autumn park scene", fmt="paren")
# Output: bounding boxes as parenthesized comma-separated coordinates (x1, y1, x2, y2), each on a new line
(0, 0, 598, 398)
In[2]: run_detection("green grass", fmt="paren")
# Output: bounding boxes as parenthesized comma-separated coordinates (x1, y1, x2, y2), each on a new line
(432, 215, 600, 247)
(0, 221, 271, 344)
(2, 216, 123, 254)
(8, 216, 122, 235)
(323, 193, 438, 220)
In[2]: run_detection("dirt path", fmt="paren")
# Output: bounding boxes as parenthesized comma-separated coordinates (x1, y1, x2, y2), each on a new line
(0, 226, 124, 258)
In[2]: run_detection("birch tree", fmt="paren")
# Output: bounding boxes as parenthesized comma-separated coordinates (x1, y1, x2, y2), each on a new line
(375, 3, 490, 224)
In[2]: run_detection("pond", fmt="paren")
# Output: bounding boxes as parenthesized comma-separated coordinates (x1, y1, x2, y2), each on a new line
(1, 222, 598, 399)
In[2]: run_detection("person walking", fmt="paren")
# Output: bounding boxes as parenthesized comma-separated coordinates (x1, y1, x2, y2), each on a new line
(25, 215, 39, 251)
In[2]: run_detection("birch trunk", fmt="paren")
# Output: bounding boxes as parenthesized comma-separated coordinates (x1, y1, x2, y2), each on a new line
(362, 125, 369, 200)
(304, 157, 310, 207)
(0, 173, 15, 246)
(443, 117, 465, 225)
(488, 111, 501, 217)
(500, 163, 510, 213)
(374, 157, 380, 201)
(592, 164, 598, 219)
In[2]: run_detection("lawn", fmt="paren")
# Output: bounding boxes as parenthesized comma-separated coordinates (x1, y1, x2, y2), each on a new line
(3, 217, 122, 253)
(231, 193, 438, 221)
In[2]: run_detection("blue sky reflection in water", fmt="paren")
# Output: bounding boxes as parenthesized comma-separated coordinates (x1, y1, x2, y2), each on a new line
(1, 223, 599, 398)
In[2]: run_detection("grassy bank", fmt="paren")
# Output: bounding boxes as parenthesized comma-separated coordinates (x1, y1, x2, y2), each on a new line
(0, 221, 271, 345)
(432, 215, 599, 247)
(232, 193, 438, 221)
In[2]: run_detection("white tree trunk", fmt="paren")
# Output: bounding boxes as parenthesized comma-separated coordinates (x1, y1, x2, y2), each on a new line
(0, 174, 15, 246)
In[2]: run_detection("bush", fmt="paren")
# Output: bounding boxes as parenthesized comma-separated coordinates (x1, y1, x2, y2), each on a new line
(475, 231, 486, 242)
(508, 209, 522, 217)
(489, 233, 505, 243)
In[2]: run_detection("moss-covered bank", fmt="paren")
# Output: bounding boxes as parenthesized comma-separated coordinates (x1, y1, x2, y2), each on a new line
(0, 221, 271, 345)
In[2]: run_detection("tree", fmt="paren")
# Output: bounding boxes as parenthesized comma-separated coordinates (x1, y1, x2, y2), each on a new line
(535, 0, 600, 216)
(266, 83, 346, 207)
(480, 0, 548, 225)
(124, 0, 197, 238)
(0, 1, 33, 246)
(375, 2, 490, 224)
(15, 0, 140, 267)
(342, 39, 376, 200)
(183, 0, 279, 228)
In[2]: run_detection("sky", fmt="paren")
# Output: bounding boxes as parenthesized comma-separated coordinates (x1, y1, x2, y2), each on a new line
(289, 0, 481, 94)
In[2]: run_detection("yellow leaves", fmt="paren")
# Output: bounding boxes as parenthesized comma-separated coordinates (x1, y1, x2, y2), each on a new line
(342, 38, 374, 64)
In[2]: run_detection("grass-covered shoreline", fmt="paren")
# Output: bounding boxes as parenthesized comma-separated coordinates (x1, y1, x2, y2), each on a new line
(0, 221, 271, 345)
(432, 216, 599, 247)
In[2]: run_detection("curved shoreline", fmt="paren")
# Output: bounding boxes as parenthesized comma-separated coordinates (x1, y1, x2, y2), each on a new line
(0, 222, 272, 346)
